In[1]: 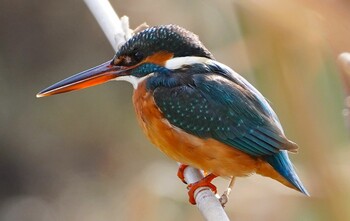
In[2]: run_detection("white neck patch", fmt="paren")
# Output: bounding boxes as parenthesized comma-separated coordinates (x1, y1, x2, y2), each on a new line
(165, 56, 236, 75)
(165, 56, 213, 69)
(113, 73, 154, 89)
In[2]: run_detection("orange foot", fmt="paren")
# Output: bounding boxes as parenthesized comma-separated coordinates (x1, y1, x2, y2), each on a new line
(177, 165, 218, 204)
(187, 173, 218, 205)
(177, 164, 189, 184)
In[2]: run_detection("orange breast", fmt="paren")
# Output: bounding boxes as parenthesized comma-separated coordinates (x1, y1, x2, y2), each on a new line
(132, 81, 267, 177)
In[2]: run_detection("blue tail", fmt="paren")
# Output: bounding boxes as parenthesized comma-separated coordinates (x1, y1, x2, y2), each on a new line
(265, 151, 309, 196)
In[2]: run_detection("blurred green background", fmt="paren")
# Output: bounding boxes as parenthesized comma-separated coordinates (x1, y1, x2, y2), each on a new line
(1, 0, 350, 220)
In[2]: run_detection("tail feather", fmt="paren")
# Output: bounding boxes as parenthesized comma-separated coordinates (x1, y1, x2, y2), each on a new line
(262, 151, 309, 196)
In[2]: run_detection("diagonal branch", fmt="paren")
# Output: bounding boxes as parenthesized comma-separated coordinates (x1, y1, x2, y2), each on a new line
(83, 0, 230, 220)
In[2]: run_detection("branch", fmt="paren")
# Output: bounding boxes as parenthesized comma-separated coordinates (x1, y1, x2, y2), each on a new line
(83, 0, 230, 220)
(84, 0, 130, 51)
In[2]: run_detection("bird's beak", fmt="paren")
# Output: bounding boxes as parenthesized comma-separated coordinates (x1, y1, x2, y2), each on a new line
(36, 60, 125, 98)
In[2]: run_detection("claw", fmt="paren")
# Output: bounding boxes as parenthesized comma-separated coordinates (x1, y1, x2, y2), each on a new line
(187, 173, 217, 205)
(177, 164, 189, 184)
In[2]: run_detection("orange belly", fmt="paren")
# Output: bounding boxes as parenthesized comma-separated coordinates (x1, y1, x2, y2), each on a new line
(132, 81, 296, 191)
(133, 81, 264, 177)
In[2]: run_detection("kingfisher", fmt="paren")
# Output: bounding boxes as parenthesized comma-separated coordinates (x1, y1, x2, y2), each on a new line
(37, 25, 309, 204)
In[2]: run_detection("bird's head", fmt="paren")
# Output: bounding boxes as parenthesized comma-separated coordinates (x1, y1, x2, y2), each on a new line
(37, 25, 213, 97)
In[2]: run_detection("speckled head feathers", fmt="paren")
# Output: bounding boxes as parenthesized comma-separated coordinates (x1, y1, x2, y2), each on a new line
(115, 25, 214, 64)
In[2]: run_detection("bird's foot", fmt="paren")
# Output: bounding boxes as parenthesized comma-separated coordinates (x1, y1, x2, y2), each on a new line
(177, 164, 189, 184)
(187, 173, 217, 205)
(177, 165, 218, 205)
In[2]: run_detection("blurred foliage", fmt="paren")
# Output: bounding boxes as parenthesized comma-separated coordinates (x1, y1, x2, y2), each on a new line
(0, 0, 349, 220)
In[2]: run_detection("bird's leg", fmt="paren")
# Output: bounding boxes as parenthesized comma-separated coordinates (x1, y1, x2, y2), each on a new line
(219, 176, 236, 207)
(187, 173, 218, 205)
(177, 164, 189, 184)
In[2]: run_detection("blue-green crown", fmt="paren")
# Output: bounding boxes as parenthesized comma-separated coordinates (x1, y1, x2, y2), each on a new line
(115, 25, 214, 67)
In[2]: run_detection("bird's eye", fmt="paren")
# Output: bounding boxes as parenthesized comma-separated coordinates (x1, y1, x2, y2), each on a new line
(133, 51, 144, 62)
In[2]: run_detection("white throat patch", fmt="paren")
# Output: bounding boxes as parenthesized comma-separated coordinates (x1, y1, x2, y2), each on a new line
(113, 73, 154, 89)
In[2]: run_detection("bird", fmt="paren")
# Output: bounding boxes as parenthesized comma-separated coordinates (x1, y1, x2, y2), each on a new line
(37, 24, 309, 204)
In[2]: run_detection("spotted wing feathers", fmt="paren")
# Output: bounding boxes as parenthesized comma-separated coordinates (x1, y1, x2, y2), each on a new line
(153, 74, 298, 157)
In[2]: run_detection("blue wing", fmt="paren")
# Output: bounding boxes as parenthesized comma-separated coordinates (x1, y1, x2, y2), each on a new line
(152, 70, 298, 157)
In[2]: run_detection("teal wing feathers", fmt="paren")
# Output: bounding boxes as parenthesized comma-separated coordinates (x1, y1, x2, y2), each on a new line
(152, 73, 298, 157)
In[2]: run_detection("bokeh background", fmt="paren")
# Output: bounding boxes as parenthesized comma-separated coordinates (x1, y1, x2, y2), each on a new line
(1, 0, 350, 220)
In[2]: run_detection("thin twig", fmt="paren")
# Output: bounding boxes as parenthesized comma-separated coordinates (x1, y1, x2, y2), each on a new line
(84, 0, 127, 51)
(83, 0, 230, 220)
(219, 177, 236, 207)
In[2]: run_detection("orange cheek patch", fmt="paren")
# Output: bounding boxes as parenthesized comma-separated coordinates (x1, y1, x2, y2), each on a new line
(143, 51, 174, 66)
